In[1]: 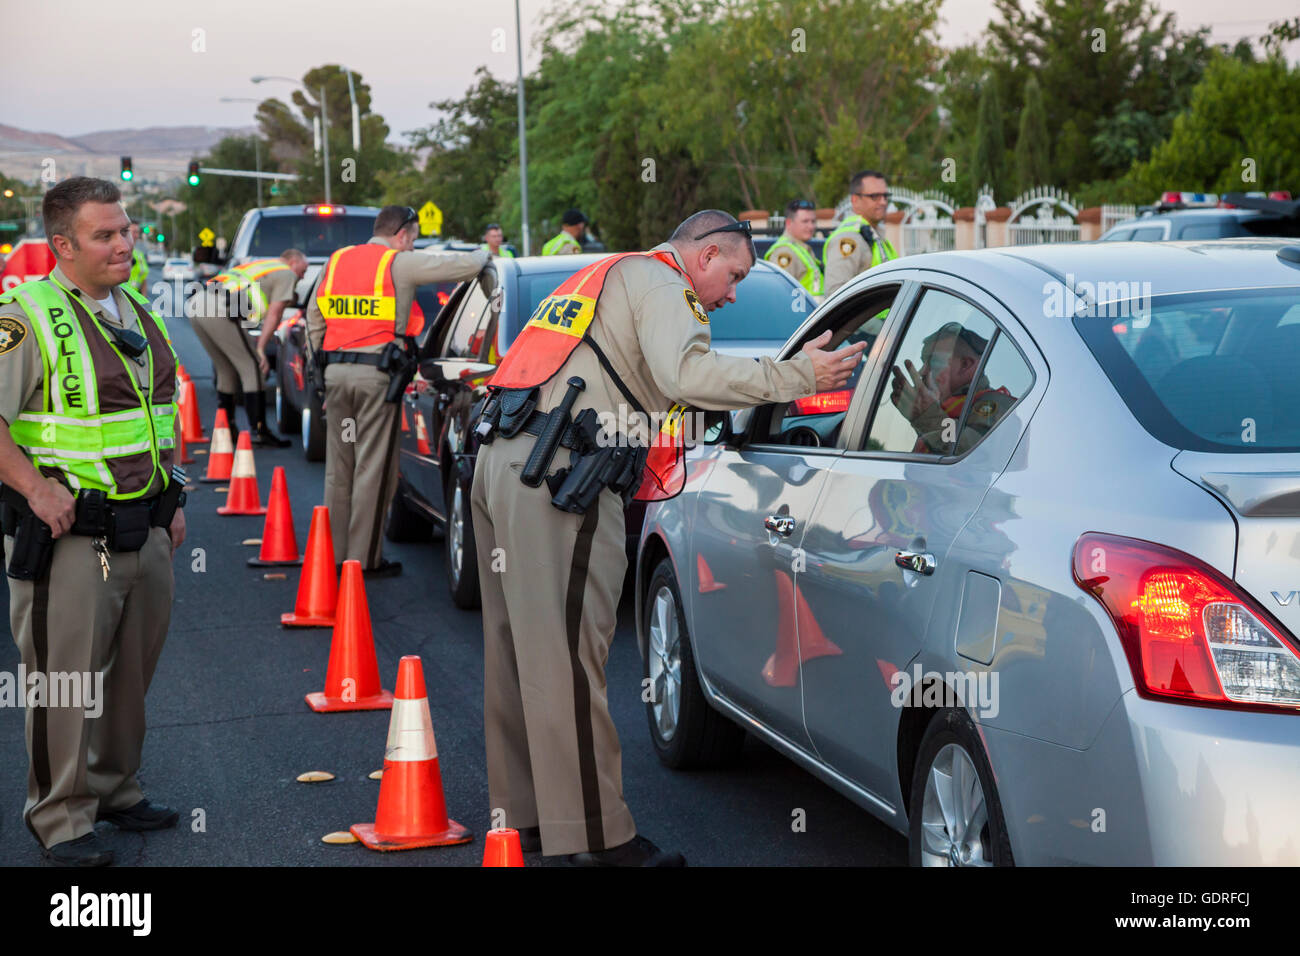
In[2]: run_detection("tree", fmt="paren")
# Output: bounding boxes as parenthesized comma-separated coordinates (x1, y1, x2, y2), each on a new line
(971, 80, 1008, 200)
(1014, 76, 1049, 192)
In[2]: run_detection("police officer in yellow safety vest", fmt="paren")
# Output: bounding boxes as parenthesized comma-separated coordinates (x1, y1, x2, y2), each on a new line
(823, 169, 898, 297)
(482, 223, 515, 258)
(541, 209, 586, 256)
(764, 199, 823, 296)
(306, 205, 488, 577)
(0, 177, 188, 867)
(191, 248, 308, 446)
(128, 221, 149, 294)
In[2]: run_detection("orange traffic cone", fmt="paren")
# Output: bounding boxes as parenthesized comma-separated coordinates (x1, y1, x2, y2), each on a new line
(351, 655, 470, 850)
(762, 569, 841, 687)
(282, 506, 338, 627)
(178, 428, 194, 465)
(216, 431, 266, 515)
(400, 405, 410, 433)
(176, 362, 190, 386)
(793, 577, 843, 664)
(482, 829, 525, 867)
(178, 378, 207, 443)
(414, 410, 431, 455)
(305, 561, 393, 712)
(697, 554, 727, 593)
(202, 408, 235, 482)
(248, 467, 300, 566)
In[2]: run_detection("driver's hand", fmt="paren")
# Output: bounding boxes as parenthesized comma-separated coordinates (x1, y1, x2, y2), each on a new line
(802, 330, 867, 392)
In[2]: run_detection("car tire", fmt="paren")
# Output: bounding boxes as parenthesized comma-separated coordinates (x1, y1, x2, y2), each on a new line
(385, 476, 434, 543)
(445, 466, 481, 610)
(276, 381, 301, 434)
(643, 557, 744, 770)
(908, 708, 1014, 867)
(301, 388, 326, 463)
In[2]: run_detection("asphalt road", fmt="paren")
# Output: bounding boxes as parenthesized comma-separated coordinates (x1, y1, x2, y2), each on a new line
(0, 272, 906, 866)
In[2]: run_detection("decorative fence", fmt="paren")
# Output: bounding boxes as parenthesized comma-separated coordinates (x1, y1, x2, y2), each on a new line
(891, 187, 957, 255)
(1006, 186, 1080, 245)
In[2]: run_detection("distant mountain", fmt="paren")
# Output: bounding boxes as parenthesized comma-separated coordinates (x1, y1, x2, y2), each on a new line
(69, 126, 255, 155)
(0, 123, 255, 183)
(0, 124, 86, 154)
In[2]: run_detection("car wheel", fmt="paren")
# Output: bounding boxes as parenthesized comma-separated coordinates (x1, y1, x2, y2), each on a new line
(908, 708, 1014, 867)
(276, 381, 301, 434)
(385, 476, 433, 543)
(445, 467, 481, 610)
(301, 388, 326, 462)
(643, 557, 744, 770)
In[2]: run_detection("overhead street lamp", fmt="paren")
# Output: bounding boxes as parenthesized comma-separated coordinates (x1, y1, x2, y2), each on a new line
(252, 74, 331, 203)
(220, 96, 265, 206)
(340, 66, 361, 152)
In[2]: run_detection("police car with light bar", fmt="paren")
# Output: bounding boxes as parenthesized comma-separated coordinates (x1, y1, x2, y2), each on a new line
(1101, 191, 1299, 241)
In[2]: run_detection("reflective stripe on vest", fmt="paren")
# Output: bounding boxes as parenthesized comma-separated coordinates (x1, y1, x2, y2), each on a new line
(764, 235, 824, 295)
(541, 232, 581, 256)
(130, 249, 149, 292)
(2, 278, 177, 499)
(482, 243, 515, 258)
(489, 250, 690, 503)
(317, 244, 404, 351)
(210, 258, 290, 320)
(822, 215, 897, 271)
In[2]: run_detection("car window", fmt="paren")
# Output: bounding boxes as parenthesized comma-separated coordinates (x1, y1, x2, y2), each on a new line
(864, 289, 998, 455)
(950, 333, 1034, 455)
(247, 214, 376, 258)
(442, 279, 493, 358)
(1129, 226, 1165, 241)
(1177, 222, 1228, 240)
(709, 268, 817, 341)
(1102, 229, 1132, 242)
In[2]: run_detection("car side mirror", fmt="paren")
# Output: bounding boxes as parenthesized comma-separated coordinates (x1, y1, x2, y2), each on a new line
(418, 357, 497, 389)
(702, 409, 750, 448)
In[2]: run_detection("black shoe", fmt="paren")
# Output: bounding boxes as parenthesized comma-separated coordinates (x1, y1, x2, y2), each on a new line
(42, 833, 113, 867)
(216, 391, 240, 442)
(517, 826, 542, 853)
(97, 799, 180, 831)
(250, 425, 291, 448)
(567, 834, 686, 867)
(362, 559, 402, 578)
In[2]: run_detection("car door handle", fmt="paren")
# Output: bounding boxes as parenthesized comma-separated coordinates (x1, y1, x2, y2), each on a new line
(895, 550, 937, 575)
(764, 514, 796, 537)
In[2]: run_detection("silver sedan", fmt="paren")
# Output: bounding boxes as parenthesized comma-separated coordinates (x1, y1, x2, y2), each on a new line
(636, 238, 1300, 866)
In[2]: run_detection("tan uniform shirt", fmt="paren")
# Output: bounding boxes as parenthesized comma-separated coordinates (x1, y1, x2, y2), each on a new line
(535, 242, 817, 427)
(823, 220, 889, 297)
(306, 239, 489, 354)
(195, 261, 296, 321)
(0, 265, 153, 427)
(770, 236, 813, 286)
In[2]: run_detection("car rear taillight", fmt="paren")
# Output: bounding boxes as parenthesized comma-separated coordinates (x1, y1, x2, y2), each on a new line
(1073, 533, 1300, 712)
(304, 205, 345, 216)
(791, 389, 851, 416)
(1270, 191, 1293, 201)
(437, 291, 450, 306)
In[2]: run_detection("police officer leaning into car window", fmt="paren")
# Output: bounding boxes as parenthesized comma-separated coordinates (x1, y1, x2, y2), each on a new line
(306, 204, 488, 577)
(470, 209, 867, 865)
(0, 176, 187, 867)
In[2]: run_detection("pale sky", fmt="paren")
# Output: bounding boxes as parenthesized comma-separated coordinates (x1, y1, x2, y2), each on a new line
(3, 0, 1295, 140)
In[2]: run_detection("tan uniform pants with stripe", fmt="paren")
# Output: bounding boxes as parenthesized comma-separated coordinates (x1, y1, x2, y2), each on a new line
(191, 309, 262, 394)
(323, 363, 402, 569)
(5, 526, 173, 849)
(471, 437, 635, 856)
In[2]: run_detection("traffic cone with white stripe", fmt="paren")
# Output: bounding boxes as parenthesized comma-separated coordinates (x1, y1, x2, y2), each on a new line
(351, 655, 471, 850)
(201, 408, 235, 482)
(216, 431, 266, 515)
(305, 561, 393, 712)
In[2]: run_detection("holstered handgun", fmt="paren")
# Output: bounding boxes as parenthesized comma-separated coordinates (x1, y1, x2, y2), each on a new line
(379, 338, 418, 404)
(1, 486, 55, 582)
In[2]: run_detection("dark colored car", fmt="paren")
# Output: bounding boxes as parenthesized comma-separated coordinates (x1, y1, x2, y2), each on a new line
(389, 254, 817, 608)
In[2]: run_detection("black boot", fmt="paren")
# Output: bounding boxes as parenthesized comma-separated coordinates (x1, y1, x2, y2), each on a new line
(567, 834, 686, 867)
(245, 391, 290, 448)
(216, 391, 239, 442)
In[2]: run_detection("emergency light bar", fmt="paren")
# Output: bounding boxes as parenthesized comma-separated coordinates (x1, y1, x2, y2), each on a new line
(304, 205, 346, 216)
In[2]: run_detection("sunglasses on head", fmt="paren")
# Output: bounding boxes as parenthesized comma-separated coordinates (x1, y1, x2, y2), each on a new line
(790, 199, 816, 211)
(398, 206, 418, 231)
(693, 219, 753, 241)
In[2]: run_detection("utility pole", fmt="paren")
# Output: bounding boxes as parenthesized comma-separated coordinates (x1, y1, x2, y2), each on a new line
(320, 83, 331, 204)
(515, 0, 530, 255)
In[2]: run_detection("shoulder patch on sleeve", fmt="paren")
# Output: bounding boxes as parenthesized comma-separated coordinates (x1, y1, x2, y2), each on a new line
(0, 316, 28, 356)
(838, 237, 857, 257)
(683, 288, 709, 325)
(776, 253, 792, 268)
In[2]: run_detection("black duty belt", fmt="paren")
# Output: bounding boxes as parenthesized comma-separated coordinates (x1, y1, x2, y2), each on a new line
(518, 407, 593, 453)
(321, 351, 384, 367)
(0, 485, 165, 538)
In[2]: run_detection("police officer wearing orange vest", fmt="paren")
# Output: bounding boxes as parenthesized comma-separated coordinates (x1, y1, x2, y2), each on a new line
(470, 209, 866, 864)
(306, 205, 488, 576)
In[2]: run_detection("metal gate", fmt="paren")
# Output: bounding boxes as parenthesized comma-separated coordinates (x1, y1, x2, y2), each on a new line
(1007, 187, 1080, 245)
(893, 187, 956, 256)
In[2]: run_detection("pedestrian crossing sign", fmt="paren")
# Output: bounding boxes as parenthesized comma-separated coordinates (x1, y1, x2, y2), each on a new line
(418, 202, 442, 237)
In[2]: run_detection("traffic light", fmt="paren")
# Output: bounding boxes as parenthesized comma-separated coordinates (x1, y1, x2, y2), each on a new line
(156, 232, 165, 242)
(187, 161, 200, 187)
(120, 156, 133, 182)
(142, 223, 152, 235)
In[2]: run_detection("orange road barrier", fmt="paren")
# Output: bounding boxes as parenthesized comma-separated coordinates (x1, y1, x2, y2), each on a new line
(351, 655, 470, 850)
(216, 431, 266, 515)
(201, 408, 235, 482)
(305, 561, 394, 713)
(248, 466, 301, 566)
(482, 829, 525, 867)
(282, 506, 338, 628)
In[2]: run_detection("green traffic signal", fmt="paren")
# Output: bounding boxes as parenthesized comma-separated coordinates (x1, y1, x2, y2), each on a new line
(187, 174, 199, 186)
(121, 170, 133, 182)
(156, 232, 165, 242)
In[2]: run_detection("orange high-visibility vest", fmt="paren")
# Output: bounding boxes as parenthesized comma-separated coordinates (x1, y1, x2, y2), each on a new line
(489, 250, 690, 503)
(318, 243, 421, 351)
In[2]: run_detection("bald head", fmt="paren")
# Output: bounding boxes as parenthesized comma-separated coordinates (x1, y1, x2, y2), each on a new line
(669, 209, 756, 266)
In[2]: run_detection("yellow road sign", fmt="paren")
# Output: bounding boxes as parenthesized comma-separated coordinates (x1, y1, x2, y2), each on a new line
(198, 227, 215, 247)
(418, 201, 442, 237)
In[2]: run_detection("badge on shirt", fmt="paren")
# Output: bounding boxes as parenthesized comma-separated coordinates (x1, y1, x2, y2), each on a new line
(683, 289, 708, 325)
(0, 316, 27, 356)
(839, 237, 857, 257)
(776, 253, 792, 268)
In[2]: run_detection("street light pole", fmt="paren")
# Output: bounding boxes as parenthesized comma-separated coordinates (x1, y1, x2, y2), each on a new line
(515, 0, 530, 255)
(341, 66, 361, 152)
